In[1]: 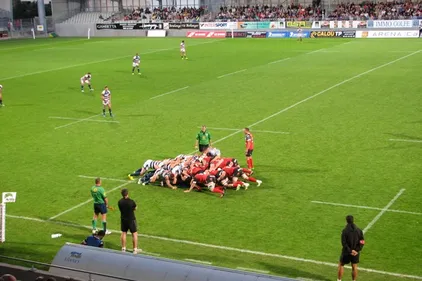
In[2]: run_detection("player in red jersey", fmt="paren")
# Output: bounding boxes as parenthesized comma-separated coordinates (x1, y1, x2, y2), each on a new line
(244, 128, 254, 169)
(185, 174, 225, 198)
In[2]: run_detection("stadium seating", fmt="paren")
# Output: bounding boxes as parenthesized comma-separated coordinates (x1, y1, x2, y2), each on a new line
(216, 5, 323, 20)
(122, 7, 204, 22)
(61, 12, 116, 24)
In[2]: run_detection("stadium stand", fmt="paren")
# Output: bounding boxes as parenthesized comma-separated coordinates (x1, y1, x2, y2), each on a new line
(61, 12, 117, 24)
(123, 7, 204, 21)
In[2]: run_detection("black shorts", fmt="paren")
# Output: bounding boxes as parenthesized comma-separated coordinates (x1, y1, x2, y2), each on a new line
(94, 203, 107, 215)
(340, 252, 360, 264)
(199, 144, 209, 153)
(121, 219, 137, 233)
(246, 149, 254, 157)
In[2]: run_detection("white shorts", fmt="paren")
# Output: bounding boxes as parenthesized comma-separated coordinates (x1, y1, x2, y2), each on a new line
(180, 48, 185, 53)
(80, 79, 89, 84)
(132, 63, 139, 67)
(103, 100, 110, 106)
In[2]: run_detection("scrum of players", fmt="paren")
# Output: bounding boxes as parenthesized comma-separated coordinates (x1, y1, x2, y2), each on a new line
(127, 147, 262, 198)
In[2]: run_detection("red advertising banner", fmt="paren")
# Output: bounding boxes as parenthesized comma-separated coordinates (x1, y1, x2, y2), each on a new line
(186, 31, 226, 38)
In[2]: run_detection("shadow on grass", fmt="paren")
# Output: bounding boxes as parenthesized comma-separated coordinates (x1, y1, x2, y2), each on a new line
(260, 261, 331, 281)
(72, 109, 98, 115)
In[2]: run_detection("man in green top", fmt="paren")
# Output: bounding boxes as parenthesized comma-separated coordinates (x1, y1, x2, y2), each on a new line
(194, 125, 212, 153)
(90, 178, 111, 235)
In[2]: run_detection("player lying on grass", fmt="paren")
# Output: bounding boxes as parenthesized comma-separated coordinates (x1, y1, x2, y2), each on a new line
(126, 147, 262, 198)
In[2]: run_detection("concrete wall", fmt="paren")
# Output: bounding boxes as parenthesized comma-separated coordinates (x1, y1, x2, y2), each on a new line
(52, 0, 82, 24)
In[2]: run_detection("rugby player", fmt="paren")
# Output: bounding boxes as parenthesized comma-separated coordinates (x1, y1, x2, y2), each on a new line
(180, 40, 188, 60)
(80, 73, 93, 93)
(132, 53, 141, 75)
(184, 173, 225, 198)
(244, 128, 254, 169)
(90, 178, 111, 235)
(0, 84, 4, 106)
(297, 28, 303, 42)
(129, 159, 162, 181)
(101, 86, 113, 117)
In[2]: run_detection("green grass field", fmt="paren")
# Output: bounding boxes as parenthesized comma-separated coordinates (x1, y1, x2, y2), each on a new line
(0, 37, 421, 281)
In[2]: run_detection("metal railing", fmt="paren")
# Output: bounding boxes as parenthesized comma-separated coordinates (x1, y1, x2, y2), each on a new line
(0, 255, 136, 281)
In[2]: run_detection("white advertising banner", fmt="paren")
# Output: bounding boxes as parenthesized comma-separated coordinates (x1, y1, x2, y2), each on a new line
(326, 21, 368, 29)
(369, 20, 414, 28)
(356, 30, 419, 38)
(199, 22, 237, 30)
(147, 30, 166, 37)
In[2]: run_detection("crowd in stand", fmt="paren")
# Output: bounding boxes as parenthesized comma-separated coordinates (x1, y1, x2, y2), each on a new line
(123, 7, 205, 21)
(328, 1, 422, 20)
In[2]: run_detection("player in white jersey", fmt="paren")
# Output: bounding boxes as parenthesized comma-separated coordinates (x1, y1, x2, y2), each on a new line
(297, 28, 303, 42)
(80, 73, 93, 93)
(180, 40, 188, 60)
(0, 84, 4, 106)
(101, 86, 113, 117)
(132, 53, 141, 75)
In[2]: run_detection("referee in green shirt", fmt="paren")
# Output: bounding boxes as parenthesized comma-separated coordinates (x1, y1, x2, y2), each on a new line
(90, 178, 111, 235)
(194, 125, 212, 153)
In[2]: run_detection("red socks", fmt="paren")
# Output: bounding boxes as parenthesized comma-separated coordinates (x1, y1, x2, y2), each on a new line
(248, 177, 257, 183)
(212, 187, 224, 194)
(247, 158, 254, 169)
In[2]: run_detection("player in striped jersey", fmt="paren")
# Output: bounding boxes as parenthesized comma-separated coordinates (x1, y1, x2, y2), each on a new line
(180, 40, 187, 60)
(80, 73, 93, 93)
(0, 84, 4, 106)
(101, 86, 113, 117)
(132, 53, 141, 75)
(128, 160, 162, 181)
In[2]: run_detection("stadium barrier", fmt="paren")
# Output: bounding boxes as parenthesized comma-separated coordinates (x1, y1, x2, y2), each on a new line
(54, 19, 422, 37)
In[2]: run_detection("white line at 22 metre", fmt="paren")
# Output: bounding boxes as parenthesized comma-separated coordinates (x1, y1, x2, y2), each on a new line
(217, 69, 247, 79)
(49, 116, 120, 123)
(5, 215, 422, 280)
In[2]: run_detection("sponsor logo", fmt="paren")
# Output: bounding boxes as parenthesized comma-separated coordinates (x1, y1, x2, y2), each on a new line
(226, 31, 247, 38)
(169, 22, 199, 29)
(65, 251, 82, 264)
(358, 30, 419, 38)
(200, 22, 232, 29)
(341, 31, 356, 38)
(246, 31, 266, 38)
(266, 32, 288, 38)
(2, 192, 16, 203)
(289, 31, 310, 38)
(368, 20, 414, 28)
(143, 23, 163, 30)
(187, 31, 225, 38)
(0, 31, 8, 40)
(96, 24, 120, 30)
(310, 31, 336, 38)
(362, 31, 368, 38)
(286, 21, 312, 28)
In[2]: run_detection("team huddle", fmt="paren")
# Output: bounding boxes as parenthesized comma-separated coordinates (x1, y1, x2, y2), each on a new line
(127, 148, 261, 198)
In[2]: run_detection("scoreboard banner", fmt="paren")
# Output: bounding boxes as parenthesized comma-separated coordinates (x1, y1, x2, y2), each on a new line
(96, 23, 163, 30)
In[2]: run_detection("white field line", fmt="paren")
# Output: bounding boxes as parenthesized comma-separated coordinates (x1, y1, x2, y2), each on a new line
(150, 86, 189, 100)
(0, 40, 222, 81)
(54, 114, 101, 130)
(389, 138, 422, 143)
(78, 175, 130, 183)
(217, 69, 247, 79)
(197, 127, 290, 134)
(236, 267, 270, 274)
(311, 201, 421, 215)
(5, 214, 422, 280)
(125, 249, 161, 256)
(193, 50, 421, 149)
(363, 189, 406, 234)
(306, 48, 325, 55)
(184, 259, 212, 265)
(49, 116, 120, 123)
(48, 181, 132, 220)
(268, 57, 291, 65)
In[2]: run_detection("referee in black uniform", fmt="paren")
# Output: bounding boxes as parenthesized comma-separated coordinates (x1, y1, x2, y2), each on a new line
(118, 189, 139, 254)
(337, 215, 365, 281)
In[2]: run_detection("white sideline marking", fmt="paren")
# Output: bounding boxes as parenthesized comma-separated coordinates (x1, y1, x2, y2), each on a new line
(236, 267, 270, 274)
(184, 259, 212, 265)
(363, 189, 406, 234)
(5, 214, 422, 280)
(197, 50, 421, 148)
(49, 116, 120, 123)
(78, 175, 130, 183)
(143, 251, 161, 257)
(217, 69, 247, 79)
(267, 57, 291, 65)
(48, 181, 132, 220)
(197, 127, 290, 134)
(150, 86, 189, 100)
(0, 40, 222, 81)
(311, 201, 421, 215)
(306, 48, 325, 55)
(54, 114, 101, 130)
(389, 138, 422, 143)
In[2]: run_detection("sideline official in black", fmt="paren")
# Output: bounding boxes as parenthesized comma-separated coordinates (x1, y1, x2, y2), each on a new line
(118, 189, 140, 254)
(337, 215, 365, 281)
